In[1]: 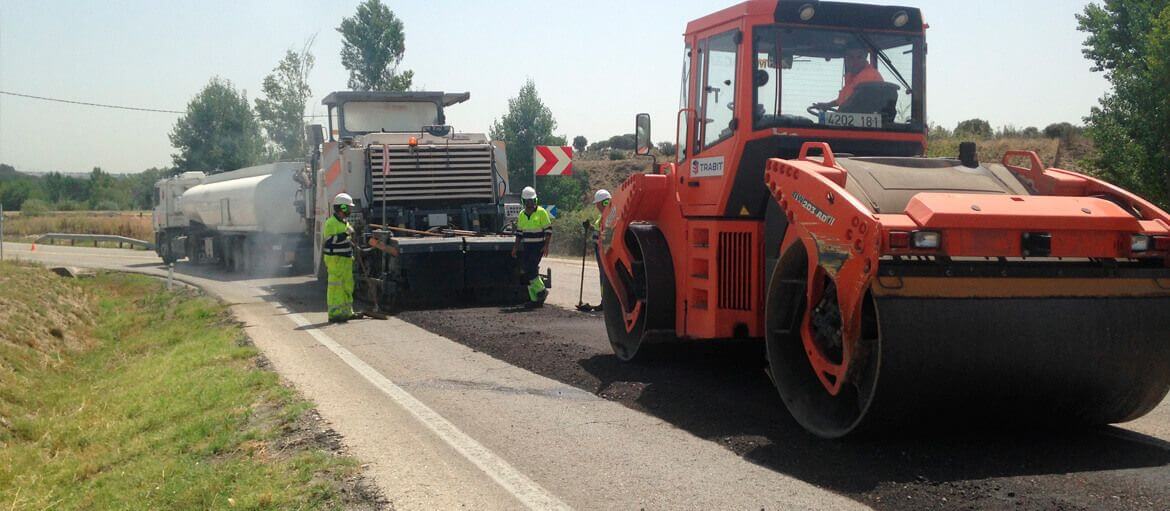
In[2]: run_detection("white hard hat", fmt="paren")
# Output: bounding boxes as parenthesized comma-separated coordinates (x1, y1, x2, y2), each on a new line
(333, 193, 355, 207)
(521, 186, 538, 200)
(593, 189, 612, 204)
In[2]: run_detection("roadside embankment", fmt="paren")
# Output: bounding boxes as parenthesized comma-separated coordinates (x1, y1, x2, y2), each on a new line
(0, 261, 383, 510)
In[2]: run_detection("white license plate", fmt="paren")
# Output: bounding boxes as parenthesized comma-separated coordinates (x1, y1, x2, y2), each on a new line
(824, 111, 882, 129)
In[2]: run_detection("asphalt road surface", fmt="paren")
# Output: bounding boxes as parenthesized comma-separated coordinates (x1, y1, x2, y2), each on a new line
(5, 241, 1170, 510)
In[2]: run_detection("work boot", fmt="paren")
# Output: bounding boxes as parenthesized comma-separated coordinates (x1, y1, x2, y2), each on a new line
(537, 289, 549, 305)
(523, 300, 542, 309)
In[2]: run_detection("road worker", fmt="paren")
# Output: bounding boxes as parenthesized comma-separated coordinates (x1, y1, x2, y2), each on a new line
(590, 189, 611, 310)
(590, 189, 611, 267)
(323, 193, 357, 322)
(511, 186, 552, 308)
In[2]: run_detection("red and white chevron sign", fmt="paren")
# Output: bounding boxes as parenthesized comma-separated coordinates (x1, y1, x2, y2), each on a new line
(534, 145, 573, 176)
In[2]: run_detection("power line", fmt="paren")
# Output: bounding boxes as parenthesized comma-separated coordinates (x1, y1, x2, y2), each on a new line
(0, 89, 185, 113)
(0, 90, 326, 117)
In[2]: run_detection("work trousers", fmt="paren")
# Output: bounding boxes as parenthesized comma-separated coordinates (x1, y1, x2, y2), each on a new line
(592, 233, 604, 289)
(521, 242, 547, 302)
(325, 254, 354, 320)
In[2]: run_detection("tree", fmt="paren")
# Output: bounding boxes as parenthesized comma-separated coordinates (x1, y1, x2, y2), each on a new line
(953, 119, 992, 138)
(572, 135, 588, 154)
(1043, 122, 1081, 140)
(927, 123, 952, 140)
(88, 167, 118, 209)
(489, 80, 566, 192)
(0, 163, 18, 180)
(337, 0, 413, 91)
(130, 168, 168, 209)
(1022, 126, 1042, 138)
(0, 180, 33, 211)
(657, 141, 677, 156)
(588, 134, 636, 152)
(170, 77, 265, 173)
(256, 40, 315, 160)
(1078, 1, 1170, 206)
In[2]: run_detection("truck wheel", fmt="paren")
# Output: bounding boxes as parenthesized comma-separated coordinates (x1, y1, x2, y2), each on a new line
(159, 234, 177, 265)
(229, 239, 245, 273)
(292, 247, 313, 275)
(316, 255, 328, 284)
(380, 280, 400, 313)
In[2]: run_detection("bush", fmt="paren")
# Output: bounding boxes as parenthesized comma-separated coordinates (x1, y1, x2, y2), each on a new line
(1043, 122, 1082, 140)
(608, 151, 627, 161)
(954, 119, 993, 139)
(55, 199, 85, 211)
(535, 167, 590, 212)
(548, 206, 600, 256)
(20, 198, 51, 217)
(92, 200, 122, 211)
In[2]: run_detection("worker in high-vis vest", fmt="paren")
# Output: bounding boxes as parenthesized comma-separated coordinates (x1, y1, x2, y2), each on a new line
(511, 186, 552, 308)
(590, 189, 611, 297)
(323, 193, 357, 322)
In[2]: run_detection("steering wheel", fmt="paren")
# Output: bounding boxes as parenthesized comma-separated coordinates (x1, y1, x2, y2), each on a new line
(807, 104, 836, 117)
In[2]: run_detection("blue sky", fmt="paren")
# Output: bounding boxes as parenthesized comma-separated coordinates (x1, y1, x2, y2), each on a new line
(0, 0, 1105, 173)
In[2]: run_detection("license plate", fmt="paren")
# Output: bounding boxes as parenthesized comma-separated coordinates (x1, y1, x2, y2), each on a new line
(824, 111, 882, 129)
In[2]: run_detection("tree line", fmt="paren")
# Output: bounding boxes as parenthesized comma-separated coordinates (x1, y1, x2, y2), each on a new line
(0, 164, 164, 213)
(929, 120, 1085, 141)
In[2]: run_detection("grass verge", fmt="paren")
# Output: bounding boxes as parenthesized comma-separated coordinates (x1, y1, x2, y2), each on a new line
(0, 261, 381, 510)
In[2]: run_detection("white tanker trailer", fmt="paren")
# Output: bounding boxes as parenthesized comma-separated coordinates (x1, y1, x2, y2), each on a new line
(153, 162, 313, 273)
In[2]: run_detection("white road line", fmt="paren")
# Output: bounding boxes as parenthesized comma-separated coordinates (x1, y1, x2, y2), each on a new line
(280, 307, 572, 511)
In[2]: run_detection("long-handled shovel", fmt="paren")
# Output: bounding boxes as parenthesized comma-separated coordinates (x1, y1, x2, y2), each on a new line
(576, 222, 601, 312)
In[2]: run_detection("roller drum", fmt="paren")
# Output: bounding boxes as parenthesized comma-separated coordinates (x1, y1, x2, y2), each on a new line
(769, 276, 1170, 438)
(868, 295, 1170, 429)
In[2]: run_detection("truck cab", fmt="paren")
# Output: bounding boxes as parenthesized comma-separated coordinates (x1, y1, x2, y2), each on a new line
(152, 171, 205, 263)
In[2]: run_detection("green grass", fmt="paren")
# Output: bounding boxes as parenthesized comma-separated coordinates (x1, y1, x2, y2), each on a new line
(0, 262, 362, 510)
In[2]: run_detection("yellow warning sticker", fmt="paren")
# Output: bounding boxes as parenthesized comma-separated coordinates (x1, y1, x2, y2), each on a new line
(740, 206, 750, 216)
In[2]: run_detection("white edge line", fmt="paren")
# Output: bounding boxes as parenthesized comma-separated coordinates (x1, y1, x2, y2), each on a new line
(279, 306, 572, 511)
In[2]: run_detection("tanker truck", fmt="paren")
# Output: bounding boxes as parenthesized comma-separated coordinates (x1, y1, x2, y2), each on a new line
(152, 162, 313, 273)
(303, 91, 531, 309)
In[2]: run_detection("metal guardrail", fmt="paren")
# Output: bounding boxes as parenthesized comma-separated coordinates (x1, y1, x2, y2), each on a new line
(35, 233, 155, 250)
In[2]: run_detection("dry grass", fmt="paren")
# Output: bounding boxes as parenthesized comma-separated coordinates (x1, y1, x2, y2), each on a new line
(1, 211, 153, 241)
(0, 260, 97, 373)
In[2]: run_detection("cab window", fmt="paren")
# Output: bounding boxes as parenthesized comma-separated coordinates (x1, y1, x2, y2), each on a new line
(752, 26, 922, 131)
(701, 31, 739, 149)
(677, 43, 691, 163)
